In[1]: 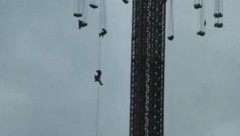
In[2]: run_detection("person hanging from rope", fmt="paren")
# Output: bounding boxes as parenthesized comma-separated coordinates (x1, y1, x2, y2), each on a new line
(94, 70, 103, 86)
(123, 0, 129, 4)
(98, 0, 107, 37)
(79, 20, 88, 29)
(78, 0, 88, 29)
(99, 28, 107, 37)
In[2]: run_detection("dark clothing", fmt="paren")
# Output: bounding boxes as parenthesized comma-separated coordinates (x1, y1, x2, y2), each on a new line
(99, 29, 107, 37)
(94, 70, 103, 86)
(79, 20, 88, 29)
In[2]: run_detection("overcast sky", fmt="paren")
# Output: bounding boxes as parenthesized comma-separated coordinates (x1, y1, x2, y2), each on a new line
(0, 0, 240, 136)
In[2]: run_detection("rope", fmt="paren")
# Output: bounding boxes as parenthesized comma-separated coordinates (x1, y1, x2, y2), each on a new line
(98, 34, 101, 68)
(168, 0, 174, 37)
(95, 85, 100, 136)
(77, 0, 79, 13)
(82, 0, 88, 21)
(95, 1, 103, 135)
(99, 0, 106, 30)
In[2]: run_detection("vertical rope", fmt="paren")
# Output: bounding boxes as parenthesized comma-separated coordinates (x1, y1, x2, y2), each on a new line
(98, 35, 101, 68)
(168, 0, 174, 36)
(78, 0, 79, 13)
(96, 85, 100, 136)
(95, 1, 103, 135)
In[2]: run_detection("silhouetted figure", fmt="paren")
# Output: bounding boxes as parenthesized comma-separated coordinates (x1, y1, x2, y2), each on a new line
(89, 4, 98, 9)
(194, 3, 202, 9)
(79, 20, 88, 29)
(94, 70, 103, 86)
(204, 20, 207, 26)
(197, 31, 206, 36)
(167, 35, 174, 41)
(99, 29, 107, 37)
(123, 0, 129, 4)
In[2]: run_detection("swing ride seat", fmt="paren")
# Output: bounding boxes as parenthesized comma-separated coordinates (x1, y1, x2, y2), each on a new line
(167, 35, 174, 41)
(197, 31, 205, 36)
(90, 4, 98, 9)
(214, 13, 223, 18)
(214, 23, 223, 28)
(73, 13, 82, 17)
(194, 3, 202, 9)
(123, 0, 129, 4)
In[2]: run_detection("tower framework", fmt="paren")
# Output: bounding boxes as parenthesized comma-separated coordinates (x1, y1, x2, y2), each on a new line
(130, 0, 166, 136)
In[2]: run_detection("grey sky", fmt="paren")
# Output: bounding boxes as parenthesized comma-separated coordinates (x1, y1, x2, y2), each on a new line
(0, 0, 240, 136)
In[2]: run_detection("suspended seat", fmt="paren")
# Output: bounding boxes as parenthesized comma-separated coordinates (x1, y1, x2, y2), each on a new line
(79, 20, 88, 29)
(214, 13, 223, 18)
(99, 28, 107, 37)
(123, 0, 129, 4)
(89, 4, 98, 9)
(94, 70, 103, 86)
(73, 13, 82, 17)
(197, 31, 206, 36)
(214, 23, 223, 28)
(167, 35, 174, 41)
(194, 3, 202, 9)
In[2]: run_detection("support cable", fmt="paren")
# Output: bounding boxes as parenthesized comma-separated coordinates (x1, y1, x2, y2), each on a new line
(197, 0, 205, 36)
(167, 0, 174, 41)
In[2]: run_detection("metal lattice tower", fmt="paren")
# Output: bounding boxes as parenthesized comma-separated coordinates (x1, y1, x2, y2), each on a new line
(130, 0, 166, 136)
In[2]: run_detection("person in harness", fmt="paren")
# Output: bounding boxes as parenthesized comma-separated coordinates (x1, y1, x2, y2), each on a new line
(79, 20, 88, 29)
(94, 70, 103, 86)
(99, 28, 107, 37)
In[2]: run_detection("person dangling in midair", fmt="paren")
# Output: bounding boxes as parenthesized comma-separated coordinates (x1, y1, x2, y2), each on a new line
(73, 0, 88, 29)
(78, 0, 88, 29)
(94, 70, 103, 86)
(99, 0, 107, 37)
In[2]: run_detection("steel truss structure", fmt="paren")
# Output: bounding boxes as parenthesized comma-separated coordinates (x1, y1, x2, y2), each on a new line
(130, 0, 166, 136)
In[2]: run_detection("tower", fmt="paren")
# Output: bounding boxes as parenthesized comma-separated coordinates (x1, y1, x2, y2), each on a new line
(130, 0, 166, 136)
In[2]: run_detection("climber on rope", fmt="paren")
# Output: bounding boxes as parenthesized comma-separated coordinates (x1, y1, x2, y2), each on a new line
(99, 28, 107, 37)
(94, 70, 103, 86)
(79, 20, 88, 29)
(123, 0, 129, 4)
